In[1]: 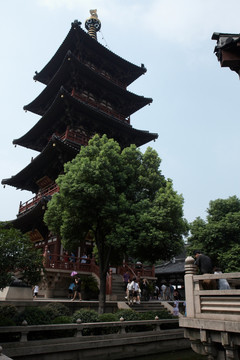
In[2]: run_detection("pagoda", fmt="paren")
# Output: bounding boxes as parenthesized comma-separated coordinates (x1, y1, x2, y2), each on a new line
(2, 11, 158, 295)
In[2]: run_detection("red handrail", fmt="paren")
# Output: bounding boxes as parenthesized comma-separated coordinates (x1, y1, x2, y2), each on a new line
(19, 183, 59, 214)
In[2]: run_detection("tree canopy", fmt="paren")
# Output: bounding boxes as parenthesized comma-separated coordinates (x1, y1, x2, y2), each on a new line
(44, 135, 187, 312)
(187, 196, 240, 272)
(0, 224, 43, 289)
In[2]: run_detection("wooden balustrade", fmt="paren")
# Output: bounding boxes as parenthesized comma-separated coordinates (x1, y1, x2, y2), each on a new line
(72, 90, 128, 123)
(118, 263, 155, 279)
(19, 184, 59, 214)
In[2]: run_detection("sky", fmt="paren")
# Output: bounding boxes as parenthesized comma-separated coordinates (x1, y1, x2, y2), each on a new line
(1, 0, 240, 224)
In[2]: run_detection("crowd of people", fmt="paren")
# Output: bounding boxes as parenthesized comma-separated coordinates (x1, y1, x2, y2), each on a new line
(123, 271, 183, 306)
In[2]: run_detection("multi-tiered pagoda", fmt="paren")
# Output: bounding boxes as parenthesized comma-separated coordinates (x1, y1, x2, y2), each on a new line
(2, 11, 158, 271)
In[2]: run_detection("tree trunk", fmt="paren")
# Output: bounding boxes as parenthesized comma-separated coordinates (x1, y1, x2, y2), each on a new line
(96, 232, 111, 314)
(98, 267, 107, 314)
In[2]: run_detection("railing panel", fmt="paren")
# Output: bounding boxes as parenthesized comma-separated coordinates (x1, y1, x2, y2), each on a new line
(186, 271, 240, 321)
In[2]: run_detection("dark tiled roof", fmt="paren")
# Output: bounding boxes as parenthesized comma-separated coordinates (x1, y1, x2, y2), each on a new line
(2, 136, 78, 192)
(13, 88, 158, 152)
(155, 259, 185, 275)
(34, 21, 146, 87)
(25, 51, 152, 118)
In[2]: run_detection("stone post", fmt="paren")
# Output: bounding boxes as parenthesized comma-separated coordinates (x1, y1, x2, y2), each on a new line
(184, 256, 197, 318)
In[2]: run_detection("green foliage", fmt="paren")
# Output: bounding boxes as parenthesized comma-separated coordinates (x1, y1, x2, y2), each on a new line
(44, 135, 187, 312)
(15, 306, 50, 325)
(98, 313, 117, 322)
(0, 316, 16, 326)
(81, 275, 99, 299)
(0, 304, 18, 320)
(0, 224, 43, 289)
(52, 316, 73, 324)
(44, 303, 70, 320)
(188, 196, 240, 271)
(114, 309, 142, 321)
(72, 309, 99, 323)
(141, 310, 173, 320)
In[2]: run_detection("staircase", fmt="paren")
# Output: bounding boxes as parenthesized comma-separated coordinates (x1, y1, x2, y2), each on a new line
(111, 274, 126, 301)
(130, 301, 169, 313)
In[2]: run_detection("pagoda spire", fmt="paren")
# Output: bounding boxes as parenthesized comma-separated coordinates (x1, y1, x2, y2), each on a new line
(85, 9, 101, 40)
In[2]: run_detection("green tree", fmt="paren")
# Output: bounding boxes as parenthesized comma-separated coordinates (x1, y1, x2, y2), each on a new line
(0, 224, 43, 289)
(44, 135, 187, 313)
(187, 196, 240, 271)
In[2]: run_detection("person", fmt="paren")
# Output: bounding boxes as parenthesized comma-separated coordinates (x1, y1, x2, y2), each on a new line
(193, 250, 216, 290)
(169, 283, 174, 300)
(193, 250, 213, 274)
(161, 283, 166, 300)
(71, 277, 82, 301)
(141, 278, 149, 301)
(173, 301, 179, 316)
(126, 278, 133, 305)
(33, 285, 39, 299)
(81, 253, 88, 264)
(63, 250, 69, 268)
(214, 268, 231, 290)
(129, 277, 141, 304)
(123, 271, 130, 290)
(173, 289, 181, 300)
(69, 252, 76, 263)
(68, 281, 75, 299)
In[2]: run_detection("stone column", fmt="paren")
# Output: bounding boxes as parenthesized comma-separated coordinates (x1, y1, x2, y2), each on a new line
(184, 256, 197, 318)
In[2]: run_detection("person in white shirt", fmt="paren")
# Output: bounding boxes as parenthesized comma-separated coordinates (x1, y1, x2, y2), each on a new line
(129, 277, 141, 304)
(33, 285, 39, 299)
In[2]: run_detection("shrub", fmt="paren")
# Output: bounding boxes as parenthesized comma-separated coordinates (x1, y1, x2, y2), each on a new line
(0, 304, 18, 320)
(52, 316, 73, 324)
(141, 310, 173, 320)
(15, 306, 50, 325)
(114, 309, 142, 321)
(98, 313, 117, 322)
(72, 309, 99, 323)
(0, 316, 16, 326)
(44, 303, 70, 321)
(81, 276, 99, 300)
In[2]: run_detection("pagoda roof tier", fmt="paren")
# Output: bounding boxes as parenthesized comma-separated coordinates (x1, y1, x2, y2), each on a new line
(24, 51, 152, 118)
(34, 20, 147, 87)
(2, 136, 78, 193)
(10, 197, 49, 236)
(14, 88, 158, 152)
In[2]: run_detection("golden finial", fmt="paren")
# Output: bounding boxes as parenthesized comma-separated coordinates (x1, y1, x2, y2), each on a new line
(85, 9, 101, 40)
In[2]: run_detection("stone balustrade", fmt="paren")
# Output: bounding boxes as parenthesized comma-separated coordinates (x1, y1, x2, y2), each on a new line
(180, 256, 240, 359)
(0, 319, 186, 359)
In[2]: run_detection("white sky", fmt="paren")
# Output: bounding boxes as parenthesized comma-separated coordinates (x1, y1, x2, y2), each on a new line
(1, 0, 240, 224)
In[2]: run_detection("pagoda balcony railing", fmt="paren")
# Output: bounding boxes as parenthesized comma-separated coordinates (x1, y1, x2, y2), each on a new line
(71, 89, 130, 125)
(43, 253, 155, 296)
(43, 254, 113, 295)
(18, 183, 59, 215)
(58, 127, 89, 146)
(81, 58, 127, 89)
(118, 263, 155, 279)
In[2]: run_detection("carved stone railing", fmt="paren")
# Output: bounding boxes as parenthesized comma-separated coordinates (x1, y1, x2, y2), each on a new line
(0, 319, 179, 343)
(0, 319, 182, 360)
(180, 256, 240, 359)
(183, 256, 240, 321)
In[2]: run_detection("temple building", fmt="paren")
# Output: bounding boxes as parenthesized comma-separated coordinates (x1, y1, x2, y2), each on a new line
(212, 32, 240, 76)
(2, 11, 158, 297)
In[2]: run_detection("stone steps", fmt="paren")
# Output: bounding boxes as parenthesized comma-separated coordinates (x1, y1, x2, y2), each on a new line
(129, 301, 169, 313)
